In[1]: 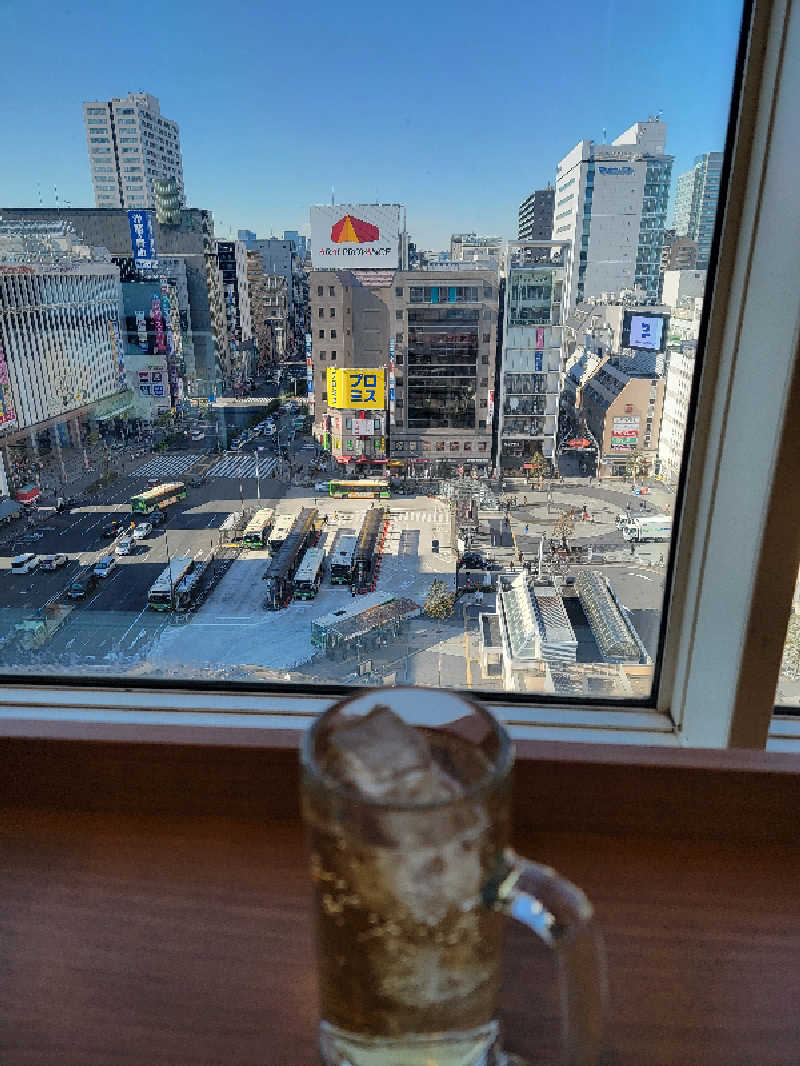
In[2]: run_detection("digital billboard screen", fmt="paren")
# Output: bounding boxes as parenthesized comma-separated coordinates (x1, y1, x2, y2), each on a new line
(310, 204, 402, 269)
(622, 311, 667, 352)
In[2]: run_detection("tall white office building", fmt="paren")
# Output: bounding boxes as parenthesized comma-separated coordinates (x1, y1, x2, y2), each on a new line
(83, 92, 185, 211)
(552, 119, 673, 311)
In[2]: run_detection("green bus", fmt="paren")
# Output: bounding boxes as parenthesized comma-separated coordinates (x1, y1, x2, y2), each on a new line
(147, 557, 195, 610)
(242, 507, 275, 549)
(328, 478, 390, 499)
(131, 481, 187, 514)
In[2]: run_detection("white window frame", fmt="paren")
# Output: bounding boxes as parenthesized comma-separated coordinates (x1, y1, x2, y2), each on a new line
(2, 0, 798, 751)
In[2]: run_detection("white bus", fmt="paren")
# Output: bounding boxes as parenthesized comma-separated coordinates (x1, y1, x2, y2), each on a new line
(147, 557, 195, 610)
(293, 547, 326, 600)
(220, 511, 245, 542)
(269, 513, 296, 552)
(242, 507, 275, 549)
(329, 532, 358, 585)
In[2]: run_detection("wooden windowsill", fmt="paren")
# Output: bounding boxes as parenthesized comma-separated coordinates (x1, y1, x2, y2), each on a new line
(2, 735, 799, 1064)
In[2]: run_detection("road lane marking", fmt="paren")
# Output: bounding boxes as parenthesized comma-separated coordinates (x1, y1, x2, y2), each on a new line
(119, 606, 149, 645)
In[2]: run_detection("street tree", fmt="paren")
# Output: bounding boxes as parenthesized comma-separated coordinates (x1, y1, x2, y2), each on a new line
(625, 447, 650, 485)
(553, 512, 575, 551)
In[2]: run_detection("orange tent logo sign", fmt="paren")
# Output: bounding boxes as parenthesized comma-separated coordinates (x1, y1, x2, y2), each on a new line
(331, 214, 380, 244)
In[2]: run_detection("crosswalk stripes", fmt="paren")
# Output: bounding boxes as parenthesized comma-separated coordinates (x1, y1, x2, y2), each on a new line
(206, 454, 278, 480)
(389, 510, 447, 524)
(131, 454, 202, 478)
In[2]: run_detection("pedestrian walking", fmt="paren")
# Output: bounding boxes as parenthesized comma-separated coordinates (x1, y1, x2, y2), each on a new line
(525, 523, 529, 534)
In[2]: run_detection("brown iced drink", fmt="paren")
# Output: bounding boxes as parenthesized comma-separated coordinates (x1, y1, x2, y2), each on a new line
(302, 705, 511, 1041)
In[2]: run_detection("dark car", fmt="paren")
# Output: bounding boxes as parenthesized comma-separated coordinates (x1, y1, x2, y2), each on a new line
(68, 572, 99, 599)
(149, 509, 167, 526)
(102, 519, 124, 538)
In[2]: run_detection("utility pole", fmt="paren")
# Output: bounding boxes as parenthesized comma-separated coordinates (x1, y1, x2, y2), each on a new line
(165, 531, 173, 607)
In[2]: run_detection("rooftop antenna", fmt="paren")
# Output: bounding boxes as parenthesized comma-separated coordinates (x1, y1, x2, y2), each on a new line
(602, 127, 607, 142)
(331, 186, 335, 207)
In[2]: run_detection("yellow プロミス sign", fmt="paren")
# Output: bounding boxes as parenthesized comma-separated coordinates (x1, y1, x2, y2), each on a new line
(326, 368, 385, 409)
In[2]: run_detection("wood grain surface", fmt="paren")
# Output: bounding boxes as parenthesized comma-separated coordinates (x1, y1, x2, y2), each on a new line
(2, 737, 800, 1064)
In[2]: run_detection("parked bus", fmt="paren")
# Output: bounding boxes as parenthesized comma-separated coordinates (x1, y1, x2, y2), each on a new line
(147, 557, 195, 610)
(328, 478, 390, 499)
(268, 512, 296, 552)
(131, 482, 187, 514)
(329, 530, 358, 585)
(242, 507, 275, 549)
(263, 508, 321, 609)
(293, 546, 326, 600)
(353, 507, 386, 592)
(219, 511, 246, 543)
(173, 555, 213, 611)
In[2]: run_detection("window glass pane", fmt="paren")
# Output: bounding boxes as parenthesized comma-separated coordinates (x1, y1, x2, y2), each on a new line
(776, 574, 800, 707)
(0, 0, 746, 706)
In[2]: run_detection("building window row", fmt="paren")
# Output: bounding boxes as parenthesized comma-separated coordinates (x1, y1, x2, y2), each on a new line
(409, 286, 480, 304)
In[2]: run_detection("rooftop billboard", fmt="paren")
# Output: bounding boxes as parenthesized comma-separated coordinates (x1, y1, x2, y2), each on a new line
(310, 204, 402, 269)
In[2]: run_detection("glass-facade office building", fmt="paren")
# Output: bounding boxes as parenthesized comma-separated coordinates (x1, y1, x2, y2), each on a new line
(673, 152, 723, 271)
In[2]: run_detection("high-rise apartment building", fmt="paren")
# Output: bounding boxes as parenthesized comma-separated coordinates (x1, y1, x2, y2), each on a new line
(518, 185, 555, 240)
(497, 242, 569, 471)
(673, 152, 723, 270)
(553, 119, 673, 310)
(83, 92, 185, 211)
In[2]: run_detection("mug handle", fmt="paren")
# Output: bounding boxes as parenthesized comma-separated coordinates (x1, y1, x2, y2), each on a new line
(483, 848, 608, 1066)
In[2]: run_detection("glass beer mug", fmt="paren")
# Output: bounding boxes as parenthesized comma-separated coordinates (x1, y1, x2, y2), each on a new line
(301, 688, 607, 1066)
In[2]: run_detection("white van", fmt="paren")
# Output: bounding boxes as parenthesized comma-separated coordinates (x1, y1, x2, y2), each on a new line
(10, 553, 40, 575)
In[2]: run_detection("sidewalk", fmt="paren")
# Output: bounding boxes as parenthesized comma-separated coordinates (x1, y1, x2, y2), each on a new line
(21, 442, 155, 503)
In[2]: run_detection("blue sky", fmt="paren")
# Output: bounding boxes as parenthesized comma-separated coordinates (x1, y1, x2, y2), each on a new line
(0, 0, 744, 248)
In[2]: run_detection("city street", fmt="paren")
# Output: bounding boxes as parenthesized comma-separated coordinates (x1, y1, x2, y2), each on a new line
(0, 450, 670, 691)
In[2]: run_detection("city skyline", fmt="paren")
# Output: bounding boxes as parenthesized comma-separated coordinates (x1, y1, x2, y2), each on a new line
(2, 0, 743, 247)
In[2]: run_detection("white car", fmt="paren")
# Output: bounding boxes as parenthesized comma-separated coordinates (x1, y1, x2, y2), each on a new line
(10, 553, 40, 575)
(115, 537, 134, 556)
(132, 522, 152, 540)
(39, 553, 69, 570)
(94, 555, 117, 578)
